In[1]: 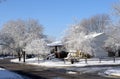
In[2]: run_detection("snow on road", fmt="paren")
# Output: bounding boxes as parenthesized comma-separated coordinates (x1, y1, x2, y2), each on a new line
(0, 68, 23, 79)
(105, 68, 120, 77)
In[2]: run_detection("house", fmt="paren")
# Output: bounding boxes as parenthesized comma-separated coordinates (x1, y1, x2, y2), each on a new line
(87, 32, 108, 57)
(47, 41, 67, 58)
(47, 33, 115, 58)
(47, 41, 63, 53)
(64, 32, 108, 58)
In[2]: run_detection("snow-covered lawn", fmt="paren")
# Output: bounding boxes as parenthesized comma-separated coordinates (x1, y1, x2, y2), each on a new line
(0, 68, 24, 79)
(11, 57, 120, 67)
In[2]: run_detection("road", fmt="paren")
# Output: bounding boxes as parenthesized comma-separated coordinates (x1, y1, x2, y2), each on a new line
(0, 58, 117, 79)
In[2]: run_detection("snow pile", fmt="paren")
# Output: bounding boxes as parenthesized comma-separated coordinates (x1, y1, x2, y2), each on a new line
(105, 69, 120, 77)
(0, 68, 23, 79)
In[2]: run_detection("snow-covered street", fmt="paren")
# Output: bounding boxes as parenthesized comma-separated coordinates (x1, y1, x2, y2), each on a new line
(11, 57, 120, 78)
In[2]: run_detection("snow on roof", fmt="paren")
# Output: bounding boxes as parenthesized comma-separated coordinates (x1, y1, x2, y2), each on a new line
(65, 32, 104, 44)
(47, 41, 63, 46)
(85, 32, 104, 39)
(47, 33, 104, 47)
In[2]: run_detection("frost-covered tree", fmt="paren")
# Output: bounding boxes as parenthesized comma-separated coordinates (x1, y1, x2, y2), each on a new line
(1, 19, 45, 61)
(63, 26, 94, 56)
(2, 19, 44, 46)
(0, 33, 15, 47)
(63, 14, 110, 42)
(64, 32, 95, 56)
(103, 1, 120, 57)
(0, 33, 15, 55)
(105, 26, 120, 56)
(88, 14, 110, 33)
(63, 14, 110, 57)
(25, 39, 49, 61)
(65, 14, 110, 35)
(112, 1, 120, 16)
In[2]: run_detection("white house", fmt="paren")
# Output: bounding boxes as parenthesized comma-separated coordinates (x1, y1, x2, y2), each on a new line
(88, 32, 108, 57)
(64, 32, 108, 58)
(47, 33, 109, 58)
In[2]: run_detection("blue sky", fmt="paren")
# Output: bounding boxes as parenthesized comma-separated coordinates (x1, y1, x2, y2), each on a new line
(0, 0, 118, 39)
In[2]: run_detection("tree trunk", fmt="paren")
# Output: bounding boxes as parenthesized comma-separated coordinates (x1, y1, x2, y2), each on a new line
(23, 51, 26, 62)
(18, 52, 21, 61)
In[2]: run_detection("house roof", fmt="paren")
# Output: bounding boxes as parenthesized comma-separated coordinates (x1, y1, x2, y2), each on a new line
(85, 32, 104, 39)
(65, 32, 104, 44)
(47, 41, 63, 47)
